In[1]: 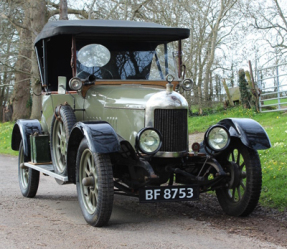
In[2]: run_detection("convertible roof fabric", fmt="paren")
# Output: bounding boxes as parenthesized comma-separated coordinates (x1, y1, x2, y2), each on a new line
(34, 19, 190, 45)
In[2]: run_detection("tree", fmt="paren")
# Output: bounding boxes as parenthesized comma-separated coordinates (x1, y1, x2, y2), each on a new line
(229, 63, 235, 87)
(202, 0, 237, 105)
(250, 0, 287, 56)
(7, 1, 33, 120)
(3, 0, 88, 120)
(29, 0, 47, 120)
(2, 0, 248, 119)
(238, 69, 251, 109)
(59, 0, 68, 20)
(0, 1, 18, 121)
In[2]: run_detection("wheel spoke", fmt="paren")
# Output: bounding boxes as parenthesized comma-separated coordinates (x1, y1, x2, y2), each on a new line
(240, 180, 246, 190)
(91, 155, 95, 170)
(236, 152, 240, 165)
(231, 151, 235, 162)
(84, 188, 88, 197)
(240, 162, 245, 170)
(85, 168, 90, 175)
(237, 186, 241, 200)
(87, 157, 92, 172)
(89, 190, 93, 202)
(92, 192, 96, 206)
(232, 188, 235, 201)
(59, 122, 63, 133)
(24, 171, 29, 182)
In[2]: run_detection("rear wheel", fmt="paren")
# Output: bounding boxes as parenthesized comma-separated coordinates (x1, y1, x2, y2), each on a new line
(18, 141, 40, 197)
(216, 142, 262, 216)
(76, 138, 114, 227)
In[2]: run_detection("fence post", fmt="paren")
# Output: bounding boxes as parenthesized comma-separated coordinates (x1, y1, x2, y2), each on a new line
(248, 61, 259, 112)
(276, 64, 281, 110)
(256, 59, 262, 112)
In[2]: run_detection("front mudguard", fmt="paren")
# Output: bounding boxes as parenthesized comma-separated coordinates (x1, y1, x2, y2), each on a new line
(218, 118, 271, 150)
(11, 119, 42, 160)
(67, 121, 121, 183)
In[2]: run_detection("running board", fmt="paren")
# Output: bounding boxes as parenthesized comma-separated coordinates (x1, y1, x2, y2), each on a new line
(24, 162, 68, 182)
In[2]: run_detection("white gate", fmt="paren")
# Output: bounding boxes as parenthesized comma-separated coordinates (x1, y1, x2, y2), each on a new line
(257, 63, 287, 112)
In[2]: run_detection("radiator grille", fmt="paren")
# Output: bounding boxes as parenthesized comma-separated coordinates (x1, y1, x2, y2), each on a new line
(154, 109, 188, 152)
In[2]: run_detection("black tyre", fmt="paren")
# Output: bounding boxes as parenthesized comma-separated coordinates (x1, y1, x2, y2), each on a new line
(50, 105, 76, 175)
(216, 142, 262, 216)
(18, 141, 40, 197)
(76, 138, 114, 227)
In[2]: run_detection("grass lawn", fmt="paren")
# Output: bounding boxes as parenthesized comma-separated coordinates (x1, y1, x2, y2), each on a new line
(263, 98, 287, 106)
(1, 106, 287, 211)
(0, 122, 18, 157)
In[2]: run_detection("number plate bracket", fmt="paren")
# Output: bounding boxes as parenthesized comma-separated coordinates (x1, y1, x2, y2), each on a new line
(139, 185, 199, 203)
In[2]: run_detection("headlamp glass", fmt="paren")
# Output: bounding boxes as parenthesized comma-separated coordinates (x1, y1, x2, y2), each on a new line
(207, 126, 230, 151)
(138, 129, 161, 154)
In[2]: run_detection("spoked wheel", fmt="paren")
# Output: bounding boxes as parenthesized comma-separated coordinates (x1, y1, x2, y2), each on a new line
(76, 138, 114, 227)
(18, 141, 39, 197)
(50, 105, 76, 175)
(216, 142, 262, 216)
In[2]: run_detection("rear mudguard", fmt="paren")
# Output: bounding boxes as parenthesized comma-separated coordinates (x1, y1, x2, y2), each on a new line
(11, 119, 42, 160)
(218, 118, 271, 150)
(67, 121, 120, 183)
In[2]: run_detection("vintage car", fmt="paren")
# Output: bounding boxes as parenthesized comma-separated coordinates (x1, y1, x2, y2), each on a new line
(11, 20, 271, 227)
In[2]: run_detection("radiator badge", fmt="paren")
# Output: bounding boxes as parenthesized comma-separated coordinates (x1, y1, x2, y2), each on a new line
(171, 95, 181, 105)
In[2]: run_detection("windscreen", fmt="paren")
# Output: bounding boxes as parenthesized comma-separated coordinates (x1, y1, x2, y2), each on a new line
(76, 40, 179, 80)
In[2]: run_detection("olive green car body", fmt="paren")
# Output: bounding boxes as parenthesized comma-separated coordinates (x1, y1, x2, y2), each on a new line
(11, 20, 272, 227)
(41, 83, 189, 156)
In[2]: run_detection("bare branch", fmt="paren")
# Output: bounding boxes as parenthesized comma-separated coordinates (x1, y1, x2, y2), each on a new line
(273, 0, 287, 30)
(1, 13, 29, 33)
(131, 0, 152, 20)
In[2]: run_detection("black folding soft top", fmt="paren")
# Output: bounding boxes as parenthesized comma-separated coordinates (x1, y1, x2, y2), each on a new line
(34, 19, 190, 45)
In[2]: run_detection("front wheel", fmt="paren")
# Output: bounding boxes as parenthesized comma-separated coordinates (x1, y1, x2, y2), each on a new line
(18, 141, 40, 197)
(76, 138, 114, 227)
(216, 142, 262, 216)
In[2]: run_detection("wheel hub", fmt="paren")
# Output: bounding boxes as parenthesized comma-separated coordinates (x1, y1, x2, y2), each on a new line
(227, 161, 241, 188)
(82, 175, 95, 187)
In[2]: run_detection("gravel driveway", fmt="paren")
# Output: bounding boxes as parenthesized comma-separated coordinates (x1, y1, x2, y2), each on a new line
(0, 147, 286, 248)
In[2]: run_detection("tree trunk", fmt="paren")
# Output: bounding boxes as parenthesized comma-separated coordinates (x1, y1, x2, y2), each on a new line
(11, 8, 32, 121)
(197, 65, 204, 114)
(222, 79, 234, 107)
(245, 70, 259, 112)
(59, 0, 68, 20)
(238, 69, 251, 109)
(209, 71, 213, 103)
(29, 0, 48, 120)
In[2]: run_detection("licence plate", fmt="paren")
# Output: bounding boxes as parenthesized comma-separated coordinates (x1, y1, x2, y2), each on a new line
(139, 185, 199, 203)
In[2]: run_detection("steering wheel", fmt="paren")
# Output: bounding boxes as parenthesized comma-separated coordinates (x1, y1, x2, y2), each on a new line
(101, 68, 113, 79)
(76, 68, 113, 80)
